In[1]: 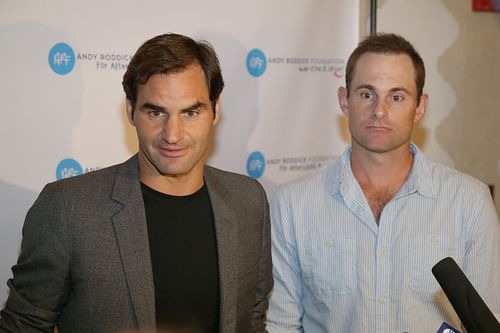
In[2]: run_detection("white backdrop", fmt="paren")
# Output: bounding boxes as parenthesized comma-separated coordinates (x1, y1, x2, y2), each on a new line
(0, 1, 360, 302)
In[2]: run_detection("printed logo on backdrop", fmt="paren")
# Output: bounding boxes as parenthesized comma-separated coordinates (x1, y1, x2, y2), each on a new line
(48, 42, 133, 74)
(56, 158, 82, 180)
(90, 53, 132, 71)
(246, 49, 267, 77)
(48, 43, 75, 75)
(76, 52, 132, 71)
(56, 158, 101, 180)
(246, 151, 336, 179)
(245, 47, 345, 78)
(247, 151, 266, 179)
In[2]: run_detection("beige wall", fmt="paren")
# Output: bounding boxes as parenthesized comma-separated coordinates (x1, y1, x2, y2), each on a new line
(358, 0, 500, 214)
(436, 1, 500, 212)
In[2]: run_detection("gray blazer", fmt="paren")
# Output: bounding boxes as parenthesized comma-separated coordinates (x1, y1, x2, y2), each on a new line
(0, 155, 272, 333)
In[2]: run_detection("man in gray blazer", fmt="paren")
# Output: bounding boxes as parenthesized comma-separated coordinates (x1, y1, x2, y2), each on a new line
(0, 33, 272, 333)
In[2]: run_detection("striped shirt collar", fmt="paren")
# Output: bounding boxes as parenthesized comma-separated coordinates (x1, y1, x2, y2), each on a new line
(333, 143, 437, 199)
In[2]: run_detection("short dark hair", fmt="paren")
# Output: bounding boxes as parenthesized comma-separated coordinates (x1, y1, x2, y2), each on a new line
(345, 33, 425, 102)
(122, 33, 224, 112)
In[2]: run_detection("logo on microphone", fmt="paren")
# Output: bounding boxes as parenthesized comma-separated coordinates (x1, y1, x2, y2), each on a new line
(436, 322, 461, 333)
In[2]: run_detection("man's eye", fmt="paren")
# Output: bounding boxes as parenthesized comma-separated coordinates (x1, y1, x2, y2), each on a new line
(391, 95, 404, 102)
(360, 91, 373, 100)
(148, 110, 164, 118)
(183, 110, 199, 118)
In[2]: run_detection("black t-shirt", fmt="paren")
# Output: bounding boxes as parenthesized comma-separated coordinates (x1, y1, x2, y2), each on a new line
(141, 182, 220, 333)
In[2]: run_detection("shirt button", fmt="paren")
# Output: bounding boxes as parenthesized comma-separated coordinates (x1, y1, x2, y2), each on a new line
(379, 297, 385, 304)
(380, 249, 385, 257)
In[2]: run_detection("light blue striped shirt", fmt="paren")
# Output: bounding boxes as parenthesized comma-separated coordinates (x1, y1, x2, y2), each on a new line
(267, 144, 500, 333)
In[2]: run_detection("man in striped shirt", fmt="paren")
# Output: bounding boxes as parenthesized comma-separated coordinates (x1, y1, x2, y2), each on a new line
(266, 33, 500, 332)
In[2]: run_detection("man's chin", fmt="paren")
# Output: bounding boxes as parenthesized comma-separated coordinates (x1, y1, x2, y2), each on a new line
(354, 141, 401, 154)
(364, 142, 410, 154)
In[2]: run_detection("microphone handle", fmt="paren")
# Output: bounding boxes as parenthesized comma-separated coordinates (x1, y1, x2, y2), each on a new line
(432, 257, 500, 333)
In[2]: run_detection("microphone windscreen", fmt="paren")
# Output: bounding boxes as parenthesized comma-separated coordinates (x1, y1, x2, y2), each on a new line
(431, 257, 500, 333)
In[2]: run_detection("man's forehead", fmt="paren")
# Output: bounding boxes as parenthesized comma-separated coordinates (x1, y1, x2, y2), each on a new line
(351, 52, 417, 89)
(361, 52, 413, 72)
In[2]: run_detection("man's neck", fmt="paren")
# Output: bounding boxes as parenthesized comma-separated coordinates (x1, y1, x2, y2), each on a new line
(350, 144, 414, 189)
(140, 169, 205, 196)
(350, 144, 414, 223)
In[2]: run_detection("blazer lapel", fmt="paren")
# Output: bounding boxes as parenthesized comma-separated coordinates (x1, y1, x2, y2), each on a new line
(111, 156, 156, 330)
(205, 167, 239, 333)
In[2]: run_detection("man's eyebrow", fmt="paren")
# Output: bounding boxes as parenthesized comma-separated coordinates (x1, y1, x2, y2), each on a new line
(140, 102, 166, 112)
(139, 101, 209, 113)
(388, 87, 411, 95)
(181, 101, 208, 112)
(354, 84, 375, 92)
(354, 84, 411, 95)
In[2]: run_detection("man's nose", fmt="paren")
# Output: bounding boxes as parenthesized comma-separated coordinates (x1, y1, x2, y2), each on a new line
(162, 117, 183, 144)
(371, 100, 388, 120)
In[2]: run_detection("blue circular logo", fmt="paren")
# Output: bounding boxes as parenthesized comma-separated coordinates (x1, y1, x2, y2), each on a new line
(56, 158, 83, 180)
(48, 43, 75, 75)
(246, 151, 266, 179)
(246, 48, 267, 77)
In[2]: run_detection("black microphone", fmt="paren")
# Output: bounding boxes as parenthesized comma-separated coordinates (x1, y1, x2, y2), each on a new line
(431, 257, 500, 333)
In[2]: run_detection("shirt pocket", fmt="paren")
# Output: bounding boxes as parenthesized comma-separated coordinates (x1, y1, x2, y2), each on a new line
(304, 237, 356, 296)
(409, 234, 451, 293)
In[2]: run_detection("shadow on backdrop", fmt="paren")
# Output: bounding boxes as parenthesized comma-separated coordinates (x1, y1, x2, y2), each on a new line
(0, 21, 82, 304)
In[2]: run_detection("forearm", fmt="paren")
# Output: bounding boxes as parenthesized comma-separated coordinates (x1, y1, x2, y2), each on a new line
(463, 187, 500, 312)
(0, 280, 58, 333)
(266, 190, 304, 332)
(0, 184, 70, 332)
(252, 186, 273, 332)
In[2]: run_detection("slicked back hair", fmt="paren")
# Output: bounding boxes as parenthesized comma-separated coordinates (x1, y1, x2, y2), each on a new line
(123, 33, 224, 113)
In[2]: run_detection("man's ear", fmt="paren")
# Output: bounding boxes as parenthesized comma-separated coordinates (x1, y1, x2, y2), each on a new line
(126, 99, 135, 126)
(338, 86, 349, 116)
(212, 97, 221, 126)
(414, 93, 428, 122)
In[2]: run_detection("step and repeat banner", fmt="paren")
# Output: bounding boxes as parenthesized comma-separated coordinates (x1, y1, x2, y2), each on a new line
(0, 0, 359, 300)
